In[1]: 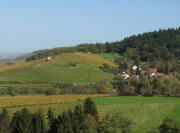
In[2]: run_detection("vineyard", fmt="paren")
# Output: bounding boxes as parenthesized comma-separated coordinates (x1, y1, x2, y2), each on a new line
(0, 94, 107, 108)
(0, 52, 115, 84)
(65, 52, 117, 67)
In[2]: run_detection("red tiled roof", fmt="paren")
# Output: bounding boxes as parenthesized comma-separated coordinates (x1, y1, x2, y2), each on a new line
(155, 73, 164, 76)
(149, 68, 158, 72)
(141, 71, 147, 73)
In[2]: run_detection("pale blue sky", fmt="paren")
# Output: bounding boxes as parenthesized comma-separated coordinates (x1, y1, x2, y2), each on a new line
(0, 0, 179, 53)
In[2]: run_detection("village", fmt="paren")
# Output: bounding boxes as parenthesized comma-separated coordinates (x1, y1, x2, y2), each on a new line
(119, 64, 168, 81)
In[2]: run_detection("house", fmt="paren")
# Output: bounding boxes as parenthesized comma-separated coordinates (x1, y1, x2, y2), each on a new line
(112, 89, 118, 93)
(131, 75, 139, 80)
(150, 72, 165, 79)
(131, 65, 141, 75)
(132, 65, 138, 70)
(150, 72, 156, 78)
(120, 72, 130, 79)
(47, 56, 52, 60)
(141, 70, 147, 75)
(154, 73, 164, 77)
(149, 68, 158, 73)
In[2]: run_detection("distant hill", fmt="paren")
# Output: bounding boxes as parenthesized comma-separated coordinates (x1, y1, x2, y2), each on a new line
(0, 52, 116, 84)
(26, 28, 180, 73)
(0, 53, 28, 59)
(0, 52, 32, 67)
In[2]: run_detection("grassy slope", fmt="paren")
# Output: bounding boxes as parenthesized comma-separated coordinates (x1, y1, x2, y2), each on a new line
(0, 52, 116, 84)
(94, 96, 180, 133)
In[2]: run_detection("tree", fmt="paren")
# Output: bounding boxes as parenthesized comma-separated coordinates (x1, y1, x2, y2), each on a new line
(101, 63, 110, 72)
(32, 111, 46, 133)
(140, 78, 153, 96)
(118, 60, 128, 71)
(72, 104, 86, 133)
(152, 78, 161, 95)
(45, 88, 56, 96)
(0, 109, 11, 133)
(83, 114, 98, 133)
(98, 113, 133, 133)
(11, 108, 33, 133)
(113, 76, 128, 94)
(84, 98, 98, 121)
(164, 64, 169, 74)
(47, 108, 55, 129)
(159, 118, 180, 133)
(7, 86, 16, 96)
(49, 110, 74, 133)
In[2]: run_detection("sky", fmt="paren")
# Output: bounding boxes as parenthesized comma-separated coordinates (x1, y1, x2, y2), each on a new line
(0, 0, 180, 53)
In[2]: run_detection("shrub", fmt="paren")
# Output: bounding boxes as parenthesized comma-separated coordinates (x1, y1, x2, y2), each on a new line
(84, 114, 98, 133)
(69, 62, 78, 67)
(7, 86, 16, 96)
(159, 118, 180, 133)
(98, 113, 133, 133)
(45, 88, 56, 96)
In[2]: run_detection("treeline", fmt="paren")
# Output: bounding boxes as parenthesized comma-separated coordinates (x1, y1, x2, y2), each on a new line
(0, 98, 133, 133)
(26, 28, 180, 67)
(0, 81, 112, 96)
(44, 82, 111, 96)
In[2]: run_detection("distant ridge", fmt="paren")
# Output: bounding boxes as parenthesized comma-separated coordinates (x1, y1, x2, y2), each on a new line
(0, 53, 27, 59)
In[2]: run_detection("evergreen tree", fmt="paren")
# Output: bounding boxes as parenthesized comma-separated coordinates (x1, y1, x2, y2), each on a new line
(72, 104, 85, 133)
(84, 98, 98, 121)
(164, 64, 169, 74)
(32, 111, 46, 133)
(57, 110, 73, 133)
(47, 108, 55, 129)
(0, 109, 11, 133)
(11, 108, 33, 133)
(49, 110, 73, 133)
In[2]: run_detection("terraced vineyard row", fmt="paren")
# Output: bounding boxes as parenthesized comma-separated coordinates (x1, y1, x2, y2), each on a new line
(0, 94, 107, 108)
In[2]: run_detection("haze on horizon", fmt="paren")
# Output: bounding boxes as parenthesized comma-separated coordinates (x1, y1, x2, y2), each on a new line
(0, 0, 180, 53)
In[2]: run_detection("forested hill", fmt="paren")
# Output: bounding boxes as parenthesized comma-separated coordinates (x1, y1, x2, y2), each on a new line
(26, 28, 180, 64)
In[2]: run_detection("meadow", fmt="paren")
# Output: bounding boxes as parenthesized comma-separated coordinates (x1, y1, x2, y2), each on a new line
(95, 96, 180, 133)
(1, 95, 180, 133)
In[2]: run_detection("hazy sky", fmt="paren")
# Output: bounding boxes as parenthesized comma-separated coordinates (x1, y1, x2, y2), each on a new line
(0, 0, 180, 53)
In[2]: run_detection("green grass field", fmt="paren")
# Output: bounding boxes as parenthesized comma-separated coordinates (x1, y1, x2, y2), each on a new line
(94, 96, 180, 133)
(2, 96, 180, 133)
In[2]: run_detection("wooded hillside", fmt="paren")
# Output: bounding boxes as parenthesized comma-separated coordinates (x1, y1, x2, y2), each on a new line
(26, 28, 180, 64)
